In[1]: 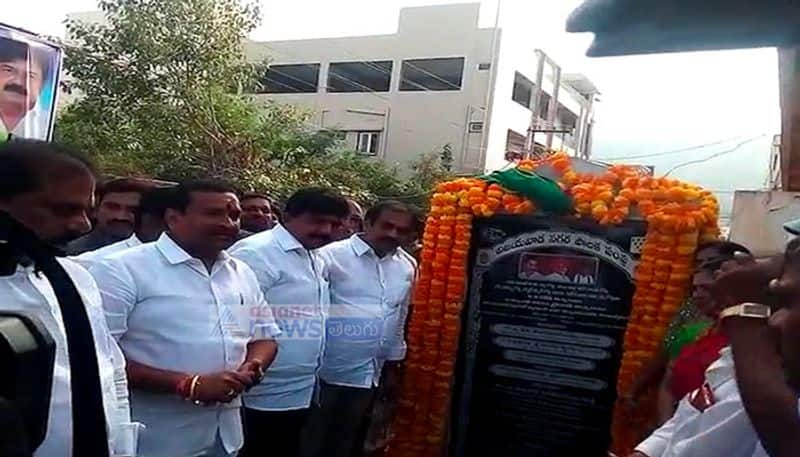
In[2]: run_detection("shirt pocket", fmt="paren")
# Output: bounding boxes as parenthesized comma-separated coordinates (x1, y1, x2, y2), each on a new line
(388, 271, 413, 308)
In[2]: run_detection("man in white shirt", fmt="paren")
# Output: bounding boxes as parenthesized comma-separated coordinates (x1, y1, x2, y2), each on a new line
(67, 178, 158, 255)
(708, 237, 800, 457)
(0, 37, 52, 141)
(239, 193, 276, 234)
(519, 257, 545, 280)
(332, 199, 364, 241)
(303, 201, 417, 457)
(0, 140, 137, 456)
(574, 273, 595, 285)
(627, 245, 784, 457)
(544, 262, 570, 283)
(630, 346, 767, 457)
(230, 187, 350, 457)
(91, 180, 280, 457)
(75, 185, 174, 268)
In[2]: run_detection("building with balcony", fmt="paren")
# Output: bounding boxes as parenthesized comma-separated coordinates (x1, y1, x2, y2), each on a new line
(67, 3, 598, 174)
(246, 2, 599, 173)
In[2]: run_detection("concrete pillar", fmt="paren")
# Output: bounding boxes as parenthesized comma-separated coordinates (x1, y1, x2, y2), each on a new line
(780, 47, 800, 190)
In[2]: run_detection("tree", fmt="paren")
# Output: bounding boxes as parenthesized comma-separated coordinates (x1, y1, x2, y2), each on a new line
(56, 0, 446, 205)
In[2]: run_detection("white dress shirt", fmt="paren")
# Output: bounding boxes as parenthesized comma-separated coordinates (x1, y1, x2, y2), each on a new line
(0, 258, 137, 457)
(318, 235, 416, 388)
(73, 234, 143, 269)
(90, 234, 280, 457)
(229, 224, 328, 411)
(635, 347, 789, 457)
(573, 274, 595, 285)
(1, 104, 51, 141)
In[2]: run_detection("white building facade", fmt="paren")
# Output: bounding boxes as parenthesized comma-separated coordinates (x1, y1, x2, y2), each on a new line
(246, 3, 598, 173)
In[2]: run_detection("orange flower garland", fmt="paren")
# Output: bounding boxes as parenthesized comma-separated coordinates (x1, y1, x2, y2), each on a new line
(392, 178, 524, 457)
(388, 152, 720, 457)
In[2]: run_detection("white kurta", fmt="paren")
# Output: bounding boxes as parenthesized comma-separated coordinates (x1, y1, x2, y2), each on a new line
(0, 258, 138, 456)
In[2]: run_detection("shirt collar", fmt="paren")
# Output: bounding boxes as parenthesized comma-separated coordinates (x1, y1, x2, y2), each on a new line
(4, 105, 43, 136)
(126, 234, 143, 248)
(155, 233, 231, 265)
(705, 345, 734, 387)
(350, 234, 398, 259)
(273, 224, 305, 252)
(350, 234, 374, 257)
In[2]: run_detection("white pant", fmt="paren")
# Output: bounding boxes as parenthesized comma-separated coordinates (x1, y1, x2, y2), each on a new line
(190, 434, 238, 457)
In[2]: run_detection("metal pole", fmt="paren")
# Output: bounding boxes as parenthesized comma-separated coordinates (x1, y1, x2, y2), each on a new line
(546, 65, 562, 150)
(524, 50, 546, 157)
(477, 0, 503, 172)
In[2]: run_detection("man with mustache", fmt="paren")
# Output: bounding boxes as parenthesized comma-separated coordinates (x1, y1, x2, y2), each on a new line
(0, 140, 138, 456)
(303, 201, 417, 457)
(74, 185, 175, 269)
(332, 199, 365, 241)
(90, 180, 280, 457)
(67, 178, 157, 255)
(240, 193, 277, 234)
(230, 187, 350, 457)
(0, 37, 51, 141)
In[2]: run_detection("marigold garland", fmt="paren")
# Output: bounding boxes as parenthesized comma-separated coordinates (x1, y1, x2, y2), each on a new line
(388, 151, 720, 457)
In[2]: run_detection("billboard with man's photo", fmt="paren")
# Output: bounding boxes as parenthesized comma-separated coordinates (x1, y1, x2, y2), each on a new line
(0, 24, 62, 142)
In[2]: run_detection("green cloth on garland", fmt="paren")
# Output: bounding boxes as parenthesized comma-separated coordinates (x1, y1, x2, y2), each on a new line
(483, 168, 572, 214)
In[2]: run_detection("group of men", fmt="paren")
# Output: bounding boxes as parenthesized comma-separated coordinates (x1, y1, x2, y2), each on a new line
(0, 140, 418, 457)
(7, 138, 800, 457)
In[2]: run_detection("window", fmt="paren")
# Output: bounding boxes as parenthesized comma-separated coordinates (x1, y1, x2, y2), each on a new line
(356, 131, 381, 155)
(399, 57, 465, 91)
(327, 61, 393, 92)
(512, 72, 534, 109)
(261, 63, 320, 93)
(557, 106, 578, 131)
(506, 129, 526, 153)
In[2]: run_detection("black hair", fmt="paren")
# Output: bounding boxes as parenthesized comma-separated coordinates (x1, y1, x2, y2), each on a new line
(696, 240, 750, 258)
(365, 200, 418, 226)
(98, 178, 159, 202)
(695, 240, 751, 271)
(0, 36, 52, 83)
(272, 205, 283, 223)
(136, 186, 175, 221)
(241, 193, 272, 203)
(0, 140, 94, 199)
(284, 187, 349, 218)
(785, 238, 800, 266)
(168, 180, 238, 212)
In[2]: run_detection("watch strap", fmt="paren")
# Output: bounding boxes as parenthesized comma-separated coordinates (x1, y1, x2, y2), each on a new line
(719, 303, 771, 320)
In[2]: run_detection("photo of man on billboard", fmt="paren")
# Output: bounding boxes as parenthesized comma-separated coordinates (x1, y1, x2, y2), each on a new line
(0, 26, 62, 142)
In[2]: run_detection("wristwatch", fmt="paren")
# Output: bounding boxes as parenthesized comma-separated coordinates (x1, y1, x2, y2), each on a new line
(719, 303, 771, 320)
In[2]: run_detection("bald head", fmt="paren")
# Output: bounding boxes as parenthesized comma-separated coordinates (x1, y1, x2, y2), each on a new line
(0, 141, 96, 243)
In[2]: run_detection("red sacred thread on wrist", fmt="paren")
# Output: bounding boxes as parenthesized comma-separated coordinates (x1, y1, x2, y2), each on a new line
(176, 376, 193, 399)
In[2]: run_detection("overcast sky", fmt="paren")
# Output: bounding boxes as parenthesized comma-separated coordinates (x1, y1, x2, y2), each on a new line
(4, 0, 782, 216)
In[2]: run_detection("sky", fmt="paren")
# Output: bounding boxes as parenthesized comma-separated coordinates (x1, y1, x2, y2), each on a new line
(4, 0, 782, 218)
